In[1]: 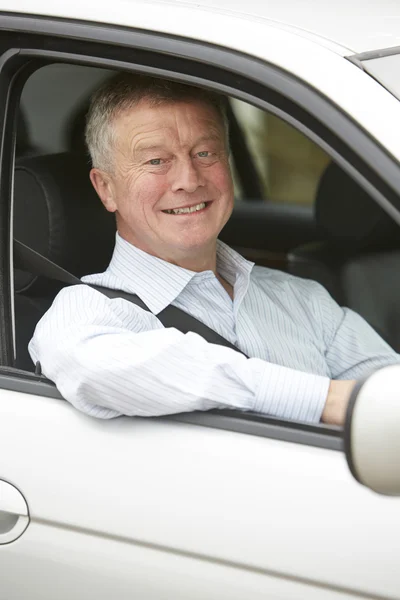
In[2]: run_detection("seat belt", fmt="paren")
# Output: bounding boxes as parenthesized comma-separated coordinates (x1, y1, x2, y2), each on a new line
(13, 239, 248, 356)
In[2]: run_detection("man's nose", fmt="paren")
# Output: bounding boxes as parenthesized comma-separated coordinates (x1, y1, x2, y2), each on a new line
(170, 157, 205, 193)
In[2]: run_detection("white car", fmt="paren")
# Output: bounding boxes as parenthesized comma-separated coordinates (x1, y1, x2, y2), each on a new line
(1, 1, 400, 598)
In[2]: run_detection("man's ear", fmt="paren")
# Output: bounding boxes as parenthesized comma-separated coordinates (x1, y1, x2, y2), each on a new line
(89, 168, 117, 213)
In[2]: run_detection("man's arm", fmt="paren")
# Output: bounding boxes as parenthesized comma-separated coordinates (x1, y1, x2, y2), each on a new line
(313, 283, 400, 382)
(29, 285, 335, 423)
(304, 281, 399, 424)
(322, 380, 356, 425)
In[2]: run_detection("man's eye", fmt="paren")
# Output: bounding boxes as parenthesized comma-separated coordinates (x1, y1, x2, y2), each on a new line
(148, 158, 162, 165)
(197, 151, 210, 158)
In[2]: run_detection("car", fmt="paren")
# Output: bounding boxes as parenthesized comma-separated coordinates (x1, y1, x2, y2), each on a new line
(1, 1, 400, 598)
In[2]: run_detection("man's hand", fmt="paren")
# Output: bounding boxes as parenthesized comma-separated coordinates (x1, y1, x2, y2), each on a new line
(321, 380, 356, 425)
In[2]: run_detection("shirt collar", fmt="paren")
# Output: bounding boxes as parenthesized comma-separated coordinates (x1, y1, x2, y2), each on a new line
(216, 239, 254, 288)
(107, 233, 254, 314)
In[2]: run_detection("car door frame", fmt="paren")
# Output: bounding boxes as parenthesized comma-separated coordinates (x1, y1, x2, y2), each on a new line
(0, 13, 399, 438)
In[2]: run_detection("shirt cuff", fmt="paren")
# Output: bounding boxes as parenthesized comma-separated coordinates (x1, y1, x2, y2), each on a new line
(252, 359, 330, 423)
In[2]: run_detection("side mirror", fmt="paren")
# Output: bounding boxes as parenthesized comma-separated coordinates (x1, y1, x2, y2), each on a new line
(344, 364, 400, 496)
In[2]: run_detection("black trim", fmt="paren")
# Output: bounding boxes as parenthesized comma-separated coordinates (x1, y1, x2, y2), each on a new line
(0, 368, 64, 398)
(343, 376, 369, 484)
(172, 410, 342, 451)
(0, 48, 26, 367)
(0, 368, 342, 450)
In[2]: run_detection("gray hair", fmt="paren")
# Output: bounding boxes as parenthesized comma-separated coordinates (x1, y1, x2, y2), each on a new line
(85, 73, 229, 172)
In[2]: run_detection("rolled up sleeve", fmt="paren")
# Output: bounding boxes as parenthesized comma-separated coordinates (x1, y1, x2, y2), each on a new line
(29, 285, 330, 422)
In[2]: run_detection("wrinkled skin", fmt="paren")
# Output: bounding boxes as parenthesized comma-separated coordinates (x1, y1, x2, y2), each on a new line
(90, 99, 234, 273)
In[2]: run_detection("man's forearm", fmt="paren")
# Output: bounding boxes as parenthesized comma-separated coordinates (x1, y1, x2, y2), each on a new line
(321, 380, 356, 425)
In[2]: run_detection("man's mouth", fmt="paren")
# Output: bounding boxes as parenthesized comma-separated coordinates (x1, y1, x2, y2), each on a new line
(162, 201, 210, 215)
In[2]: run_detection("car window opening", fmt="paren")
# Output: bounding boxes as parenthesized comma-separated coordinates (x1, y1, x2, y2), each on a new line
(10, 61, 400, 432)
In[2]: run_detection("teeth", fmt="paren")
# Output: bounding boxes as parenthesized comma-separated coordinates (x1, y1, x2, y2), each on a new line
(166, 202, 206, 215)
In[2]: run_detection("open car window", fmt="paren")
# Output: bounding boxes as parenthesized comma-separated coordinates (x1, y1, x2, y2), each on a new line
(0, 24, 397, 447)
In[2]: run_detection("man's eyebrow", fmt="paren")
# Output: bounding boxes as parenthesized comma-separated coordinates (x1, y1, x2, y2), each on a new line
(134, 144, 165, 155)
(134, 134, 223, 156)
(194, 133, 223, 145)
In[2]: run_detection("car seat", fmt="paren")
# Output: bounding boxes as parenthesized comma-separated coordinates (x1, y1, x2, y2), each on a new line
(13, 152, 116, 370)
(288, 162, 400, 351)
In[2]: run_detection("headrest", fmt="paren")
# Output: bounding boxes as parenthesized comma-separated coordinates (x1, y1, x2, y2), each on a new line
(14, 153, 116, 293)
(315, 162, 400, 252)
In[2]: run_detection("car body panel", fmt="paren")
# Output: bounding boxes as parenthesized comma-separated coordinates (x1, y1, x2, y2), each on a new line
(150, 0, 400, 55)
(0, 524, 359, 600)
(0, 389, 400, 598)
(6, 0, 400, 55)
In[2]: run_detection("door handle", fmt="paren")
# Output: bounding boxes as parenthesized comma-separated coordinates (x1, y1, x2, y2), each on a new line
(0, 480, 29, 544)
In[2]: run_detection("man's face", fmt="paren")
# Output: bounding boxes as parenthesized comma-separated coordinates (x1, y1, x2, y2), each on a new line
(91, 99, 234, 265)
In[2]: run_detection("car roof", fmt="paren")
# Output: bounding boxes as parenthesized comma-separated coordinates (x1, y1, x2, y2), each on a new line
(4, 0, 400, 54)
(150, 0, 400, 54)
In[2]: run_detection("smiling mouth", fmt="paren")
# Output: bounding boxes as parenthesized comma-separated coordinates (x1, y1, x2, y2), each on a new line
(162, 201, 210, 215)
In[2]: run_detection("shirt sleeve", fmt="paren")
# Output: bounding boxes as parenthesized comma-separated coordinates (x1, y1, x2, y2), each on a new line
(29, 285, 329, 422)
(312, 282, 400, 380)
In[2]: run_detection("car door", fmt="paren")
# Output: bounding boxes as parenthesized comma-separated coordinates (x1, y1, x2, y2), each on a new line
(0, 10, 400, 600)
(1, 380, 400, 600)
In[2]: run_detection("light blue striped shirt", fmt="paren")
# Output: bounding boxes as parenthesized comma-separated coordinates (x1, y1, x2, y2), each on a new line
(29, 233, 399, 422)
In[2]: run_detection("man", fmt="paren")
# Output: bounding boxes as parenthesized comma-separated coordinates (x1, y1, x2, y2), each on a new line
(29, 73, 399, 424)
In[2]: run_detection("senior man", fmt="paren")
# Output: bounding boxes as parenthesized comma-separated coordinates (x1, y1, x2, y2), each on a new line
(29, 73, 399, 425)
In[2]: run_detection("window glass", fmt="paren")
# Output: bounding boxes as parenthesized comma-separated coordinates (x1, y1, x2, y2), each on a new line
(231, 99, 330, 205)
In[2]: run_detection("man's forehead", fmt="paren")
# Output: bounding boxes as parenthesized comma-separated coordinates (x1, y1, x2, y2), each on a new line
(116, 98, 222, 130)
(114, 100, 225, 147)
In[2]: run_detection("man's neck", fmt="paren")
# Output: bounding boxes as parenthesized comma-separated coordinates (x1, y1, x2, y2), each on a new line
(118, 231, 218, 274)
(118, 232, 234, 299)
(169, 253, 217, 274)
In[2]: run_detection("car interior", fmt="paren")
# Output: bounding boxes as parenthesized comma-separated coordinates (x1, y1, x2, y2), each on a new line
(12, 63, 400, 372)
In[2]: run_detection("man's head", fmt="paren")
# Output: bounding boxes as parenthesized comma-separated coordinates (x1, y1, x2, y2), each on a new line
(86, 73, 234, 269)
